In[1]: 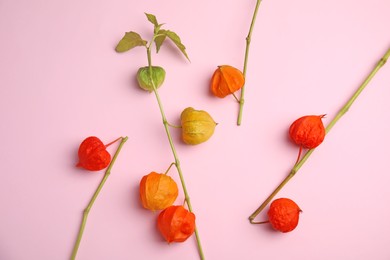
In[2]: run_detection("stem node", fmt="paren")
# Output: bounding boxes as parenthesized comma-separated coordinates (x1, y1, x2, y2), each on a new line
(246, 35, 251, 44)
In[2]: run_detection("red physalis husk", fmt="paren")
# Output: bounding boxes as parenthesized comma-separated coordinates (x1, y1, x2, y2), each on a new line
(267, 198, 301, 233)
(157, 205, 195, 243)
(289, 115, 326, 162)
(76, 136, 111, 171)
(289, 115, 326, 149)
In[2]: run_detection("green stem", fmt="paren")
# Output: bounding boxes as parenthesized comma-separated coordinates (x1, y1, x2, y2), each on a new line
(167, 122, 182, 129)
(164, 162, 176, 175)
(249, 47, 390, 223)
(237, 0, 263, 126)
(71, 136, 128, 260)
(146, 47, 205, 260)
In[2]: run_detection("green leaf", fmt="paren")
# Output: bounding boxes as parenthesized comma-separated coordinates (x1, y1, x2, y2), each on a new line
(154, 32, 167, 53)
(145, 13, 158, 27)
(115, 31, 147, 53)
(154, 23, 165, 34)
(159, 30, 190, 61)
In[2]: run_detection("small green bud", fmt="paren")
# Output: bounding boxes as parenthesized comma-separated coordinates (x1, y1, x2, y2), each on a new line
(136, 66, 166, 92)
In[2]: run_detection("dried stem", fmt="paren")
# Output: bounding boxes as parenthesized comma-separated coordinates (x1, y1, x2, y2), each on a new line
(237, 0, 263, 125)
(105, 137, 123, 148)
(71, 136, 128, 259)
(249, 47, 390, 223)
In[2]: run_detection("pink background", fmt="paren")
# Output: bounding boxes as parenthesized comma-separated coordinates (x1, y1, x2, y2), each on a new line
(1, 0, 390, 259)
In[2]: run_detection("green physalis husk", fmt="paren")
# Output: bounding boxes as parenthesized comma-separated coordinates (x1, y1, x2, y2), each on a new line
(136, 66, 166, 92)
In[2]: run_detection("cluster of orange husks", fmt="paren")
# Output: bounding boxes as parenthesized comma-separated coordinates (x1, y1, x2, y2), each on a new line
(139, 171, 195, 243)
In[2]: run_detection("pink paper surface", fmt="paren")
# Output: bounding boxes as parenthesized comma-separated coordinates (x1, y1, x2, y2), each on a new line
(1, 0, 390, 259)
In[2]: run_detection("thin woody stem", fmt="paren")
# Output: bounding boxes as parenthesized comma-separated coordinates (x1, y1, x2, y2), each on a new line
(167, 122, 182, 128)
(237, 0, 263, 126)
(249, 47, 390, 223)
(146, 47, 205, 260)
(164, 162, 176, 175)
(71, 136, 128, 259)
(294, 146, 303, 165)
(232, 93, 240, 103)
(105, 137, 123, 148)
(251, 220, 270, 225)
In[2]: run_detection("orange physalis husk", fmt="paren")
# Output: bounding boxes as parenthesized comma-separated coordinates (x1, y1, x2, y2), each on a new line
(210, 65, 245, 98)
(289, 115, 326, 149)
(139, 172, 179, 211)
(267, 198, 302, 233)
(76, 136, 111, 171)
(157, 205, 196, 243)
